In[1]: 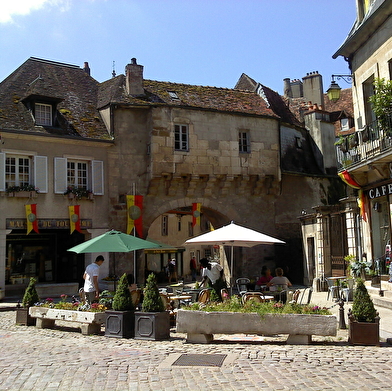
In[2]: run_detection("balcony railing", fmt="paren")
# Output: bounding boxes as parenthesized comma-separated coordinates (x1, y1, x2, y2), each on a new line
(337, 117, 392, 170)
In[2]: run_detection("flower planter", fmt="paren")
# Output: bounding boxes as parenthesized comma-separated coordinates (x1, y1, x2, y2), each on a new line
(8, 191, 37, 198)
(134, 311, 170, 340)
(349, 317, 380, 346)
(16, 308, 36, 326)
(176, 310, 337, 344)
(29, 307, 105, 335)
(105, 310, 134, 338)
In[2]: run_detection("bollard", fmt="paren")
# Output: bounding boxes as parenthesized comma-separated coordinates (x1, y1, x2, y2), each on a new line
(338, 299, 347, 329)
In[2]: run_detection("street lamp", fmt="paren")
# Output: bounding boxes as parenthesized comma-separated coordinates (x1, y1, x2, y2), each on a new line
(327, 74, 353, 102)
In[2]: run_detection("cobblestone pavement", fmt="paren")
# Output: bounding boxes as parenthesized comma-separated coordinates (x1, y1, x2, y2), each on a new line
(1, 309, 392, 391)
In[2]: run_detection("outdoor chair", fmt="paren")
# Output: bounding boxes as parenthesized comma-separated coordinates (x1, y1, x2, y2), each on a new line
(289, 289, 301, 304)
(341, 279, 355, 303)
(131, 288, 142, 309)
(79, 287, 86, 302)
(242, 292, 266, 305)
(236, 278, 250, 296)
(160, 292, 176, 326)
(197, 288, 211, 304)
(326, 278, 339, 301)
(299, 287, 313, 305)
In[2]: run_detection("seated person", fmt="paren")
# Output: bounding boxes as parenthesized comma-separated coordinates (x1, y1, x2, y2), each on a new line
(256, 266, 273, 288)
(267, 267, 292, 290)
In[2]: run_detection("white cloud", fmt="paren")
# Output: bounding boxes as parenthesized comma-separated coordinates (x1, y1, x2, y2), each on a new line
(0, 0, 69, 24)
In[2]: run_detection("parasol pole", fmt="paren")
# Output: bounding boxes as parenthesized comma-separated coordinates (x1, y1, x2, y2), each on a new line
(133, 183, 137, 285)
(230, 245, 234, 296)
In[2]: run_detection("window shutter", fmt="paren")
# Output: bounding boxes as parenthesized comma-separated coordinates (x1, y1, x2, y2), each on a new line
(0, 153, 5, 191)
(91, 160, 104, 195)
(34, 156, 48, 193)
(54, 157, 67, 194)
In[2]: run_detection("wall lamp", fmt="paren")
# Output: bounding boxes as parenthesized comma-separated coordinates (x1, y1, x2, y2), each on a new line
(327, 74, 353, 102)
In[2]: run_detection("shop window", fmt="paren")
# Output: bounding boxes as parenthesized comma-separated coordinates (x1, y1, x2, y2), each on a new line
(54, 157, 104, 195)
(0, 152, 48, 193)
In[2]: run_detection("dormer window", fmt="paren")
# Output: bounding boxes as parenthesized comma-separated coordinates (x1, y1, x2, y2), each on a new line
(168, 91, 179, 100)
(35, 103, 52, 126)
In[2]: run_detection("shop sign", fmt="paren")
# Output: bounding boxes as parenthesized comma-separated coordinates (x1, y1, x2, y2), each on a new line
(367, 183, 392, 199)
(6, 218, 92, 230)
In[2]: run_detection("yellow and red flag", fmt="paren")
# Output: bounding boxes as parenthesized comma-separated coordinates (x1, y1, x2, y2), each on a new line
(25, 204, 39, 234)
(69, 205, 81, 234)
(338, 170, 361, 189)
(357, 190, 367, 222)
(127, 195, 143, 237)
(192, 202, 201, 227)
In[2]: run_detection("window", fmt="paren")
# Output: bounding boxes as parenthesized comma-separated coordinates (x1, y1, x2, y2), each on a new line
(35, 103, 52, 126)
(174, 124, 189, 151)
(239, 131, 250, 152)
(54, 157, 104, 195)
(0, 153, 48, 193)
(363, 76, 376, 125)
(188, 221, 193, 237)
(162, 215, 168, 236)
(5, 156, 30, 188)
(67, 161, 88, 189)
(168, 91, 179, 100)
(340, 118, 349, 131)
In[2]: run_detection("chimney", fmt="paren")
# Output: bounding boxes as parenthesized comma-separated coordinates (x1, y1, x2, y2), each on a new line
(283, 78, 292, 98)
(302, 71, 324, 108)
(83, 62, 90, 76)
(125, 58, 144, 96)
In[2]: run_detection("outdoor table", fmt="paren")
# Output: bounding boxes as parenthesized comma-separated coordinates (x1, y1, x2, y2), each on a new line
(327, 276, 347, 299)
(167, 294, 192, 308)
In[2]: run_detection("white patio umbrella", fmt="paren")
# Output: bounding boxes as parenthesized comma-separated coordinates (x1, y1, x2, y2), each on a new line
(185, 221, 285, 293)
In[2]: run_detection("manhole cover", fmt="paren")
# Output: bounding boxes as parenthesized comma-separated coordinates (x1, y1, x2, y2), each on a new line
(172, 354, 227, 367)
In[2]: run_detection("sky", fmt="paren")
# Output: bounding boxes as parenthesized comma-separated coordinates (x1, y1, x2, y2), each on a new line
(0, 0, 356, 95)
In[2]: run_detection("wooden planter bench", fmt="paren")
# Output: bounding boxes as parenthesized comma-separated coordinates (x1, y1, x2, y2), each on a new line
(176, 309, 337, 344)
(29, 307, 106, 335)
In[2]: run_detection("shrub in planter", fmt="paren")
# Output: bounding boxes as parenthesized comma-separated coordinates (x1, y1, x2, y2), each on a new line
(135, 272, 170, 340)
(16, 277, 39, 325)
(348, 279, 379, 346)
(105, 273, 135, 338)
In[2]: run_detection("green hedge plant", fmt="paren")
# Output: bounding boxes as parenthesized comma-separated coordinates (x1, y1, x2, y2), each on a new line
(352, 279, 377, 322)
(142, 273, 164, 312)
(112, 273, 134, 311)
(22, 277, 39, 308)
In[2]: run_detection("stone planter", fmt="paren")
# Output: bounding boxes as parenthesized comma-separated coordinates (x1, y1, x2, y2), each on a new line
(349, 317, 380, 346)
(176, 310, 337, 344)
(0, 289, 5, 301)
(16, 308, 36, 326)
(134, 311, 170, 340)
(105, 310, 134, 338)
(29, 307, 105, 335)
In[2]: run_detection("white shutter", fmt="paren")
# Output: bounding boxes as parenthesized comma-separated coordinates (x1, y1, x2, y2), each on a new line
(34, 156, 48, 193)
(0, 153, 5, 191)
(91, 160, 104, 195)
(54, 157, 67, 194)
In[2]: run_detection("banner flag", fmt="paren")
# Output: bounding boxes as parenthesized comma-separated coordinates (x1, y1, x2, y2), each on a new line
(25, 204, 39, 234)
(192, 203, 201, 227)
(127, 195, 143, 237)
(339, 170, 367, 220)
(338, 170, 361, 189)
(69, 205, 81, 234)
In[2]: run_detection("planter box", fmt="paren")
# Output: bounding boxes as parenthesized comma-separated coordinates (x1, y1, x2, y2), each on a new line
(9, 191, 37, 198)
(176, 310, 337, 344)
(349, 317, 380, 346)
(105, 310, 134, 338)
(16, 308, 36, 326)
(134, 311, 170, 340)
(29, 307, 105, 335)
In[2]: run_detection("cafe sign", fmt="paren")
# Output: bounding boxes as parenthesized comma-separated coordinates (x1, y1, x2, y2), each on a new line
(367, 183, 392, 199)
(6, 218, 92, 230)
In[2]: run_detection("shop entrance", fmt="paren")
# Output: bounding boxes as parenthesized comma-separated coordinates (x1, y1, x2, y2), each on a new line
(6, 230, 85, 285)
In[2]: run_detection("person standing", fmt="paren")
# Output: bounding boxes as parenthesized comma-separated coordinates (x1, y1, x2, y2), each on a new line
(83, 255, 104, 304)
(190, 256, 197, 281)
(199, 258, 226, 301)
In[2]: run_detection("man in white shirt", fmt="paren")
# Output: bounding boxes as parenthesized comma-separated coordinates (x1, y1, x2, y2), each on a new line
(83, 255, 104, 304)
(200, 258, 226, 300)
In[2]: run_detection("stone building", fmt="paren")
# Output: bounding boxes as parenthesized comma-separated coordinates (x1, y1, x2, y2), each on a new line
(330, 0, 392, 274)
(0, 58, 112, 294)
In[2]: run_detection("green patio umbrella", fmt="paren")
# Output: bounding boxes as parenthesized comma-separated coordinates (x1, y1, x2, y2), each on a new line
(67, 230, 161, 253)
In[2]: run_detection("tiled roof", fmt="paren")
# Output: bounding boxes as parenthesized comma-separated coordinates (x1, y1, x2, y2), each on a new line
(98, 76, 278, 118)
(0, 57, 110, 140)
